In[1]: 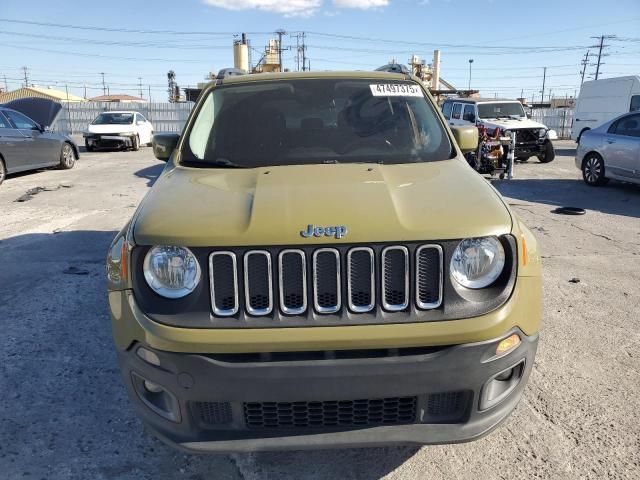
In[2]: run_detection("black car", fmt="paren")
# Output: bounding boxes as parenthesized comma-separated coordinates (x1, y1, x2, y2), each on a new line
(0, 98, 79, 186)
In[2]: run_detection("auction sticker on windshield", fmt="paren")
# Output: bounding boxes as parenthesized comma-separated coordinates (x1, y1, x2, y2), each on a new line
(370, 84, 423, 97)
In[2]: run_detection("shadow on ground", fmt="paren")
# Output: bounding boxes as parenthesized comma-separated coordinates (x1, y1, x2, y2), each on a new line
(135, 163, 165, 187)
(495, 178, 640, 219)
(0, 229, 418, 479)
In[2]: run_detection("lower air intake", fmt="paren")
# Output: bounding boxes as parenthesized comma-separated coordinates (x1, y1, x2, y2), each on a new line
(244, 396, 417, 429)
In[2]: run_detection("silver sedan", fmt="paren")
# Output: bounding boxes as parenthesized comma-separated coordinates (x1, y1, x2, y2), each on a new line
(575, 112, 640, 186)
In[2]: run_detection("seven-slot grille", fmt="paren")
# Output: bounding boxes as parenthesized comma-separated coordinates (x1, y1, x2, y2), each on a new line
(208, 245, 443, 317)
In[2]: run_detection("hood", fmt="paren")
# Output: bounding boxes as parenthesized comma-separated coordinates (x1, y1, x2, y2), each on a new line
(133, 160, 513, 247)
(87, 124, 134, 134)
(2, 98, 62, 127)
(479, 117, 547, 130)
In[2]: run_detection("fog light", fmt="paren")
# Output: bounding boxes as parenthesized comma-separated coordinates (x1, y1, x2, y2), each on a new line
(144, 380, 163, 393)
(137, 347, 161, 366)
(496, 334, 520, 356)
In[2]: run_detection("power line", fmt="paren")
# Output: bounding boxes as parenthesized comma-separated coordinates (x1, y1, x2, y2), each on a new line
(304, 31, 589, 50)
(1, 43, 207, 63)
(0, 17, 271, 36)
(0, 30, 232, 50)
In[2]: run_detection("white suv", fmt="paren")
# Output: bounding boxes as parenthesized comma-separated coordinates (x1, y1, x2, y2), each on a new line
(442, 98, 556, 163)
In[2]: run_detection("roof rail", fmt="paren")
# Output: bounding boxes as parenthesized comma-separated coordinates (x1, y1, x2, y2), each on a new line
(216, 68, 247, 80)
(374, 64, 410, 74)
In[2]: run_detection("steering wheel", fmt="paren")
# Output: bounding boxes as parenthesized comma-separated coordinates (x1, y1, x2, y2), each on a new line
(339, 136, 395, 154)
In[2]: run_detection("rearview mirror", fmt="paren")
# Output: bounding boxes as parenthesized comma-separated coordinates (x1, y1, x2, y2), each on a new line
(451, 126, 479, 153)
(152, 133, 180, 162)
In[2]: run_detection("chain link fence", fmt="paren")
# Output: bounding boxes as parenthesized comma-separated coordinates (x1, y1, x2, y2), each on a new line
(530, 108, 574, 139)
(54, 102, 195, 135)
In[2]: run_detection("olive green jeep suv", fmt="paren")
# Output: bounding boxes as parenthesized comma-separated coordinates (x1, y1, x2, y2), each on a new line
(107, 71, 541, 453)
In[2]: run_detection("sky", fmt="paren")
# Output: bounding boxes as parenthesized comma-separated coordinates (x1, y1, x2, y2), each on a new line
(0, 0, 638, 101)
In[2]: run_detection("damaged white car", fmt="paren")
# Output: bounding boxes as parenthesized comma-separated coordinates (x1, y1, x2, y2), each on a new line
(83, 111, 154, 151)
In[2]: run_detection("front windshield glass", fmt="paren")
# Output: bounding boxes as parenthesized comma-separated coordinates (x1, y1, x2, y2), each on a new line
(183, 79, 452, 167)
(477, 102, 526, 119)
(92, 113, 134, 125)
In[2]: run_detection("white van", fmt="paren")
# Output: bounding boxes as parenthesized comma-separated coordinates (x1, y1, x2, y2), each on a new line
(572, 76, 640, 142)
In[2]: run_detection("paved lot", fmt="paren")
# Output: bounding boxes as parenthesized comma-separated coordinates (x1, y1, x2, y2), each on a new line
(1, 141, 639, 479)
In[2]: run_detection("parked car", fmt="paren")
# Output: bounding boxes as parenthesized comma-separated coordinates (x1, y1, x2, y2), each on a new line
(572, 75, 640, 143)
(83, 111, 153, 151)
(0, 98, 79, 186)
(575, 111, 640, 186)
(442, 97, 557, 163)
(107, 71, 541, 453)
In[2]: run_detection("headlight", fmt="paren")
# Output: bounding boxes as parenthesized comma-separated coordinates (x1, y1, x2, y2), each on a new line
(538, 128, 547, 137)
(118, 131, 136, 136)
(502, 129, 511, 136)
(143, 246, 201, 298)
(450, 237, 505, 289)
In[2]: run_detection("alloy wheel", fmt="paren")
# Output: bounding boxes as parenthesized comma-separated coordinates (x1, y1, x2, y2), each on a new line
(63, 144, 74, 167)
(584, 156, 601, 184)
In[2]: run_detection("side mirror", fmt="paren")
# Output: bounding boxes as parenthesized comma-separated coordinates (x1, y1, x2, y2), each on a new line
(451, 126, 479, 153)
(152, 133, 180, 162)
(136, 120, 145, 125)
(32, 123, 46, 133)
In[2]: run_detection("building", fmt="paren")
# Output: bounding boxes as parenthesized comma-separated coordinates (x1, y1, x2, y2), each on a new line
(88, 94, 146, 103)
(0, 86, 86, 103)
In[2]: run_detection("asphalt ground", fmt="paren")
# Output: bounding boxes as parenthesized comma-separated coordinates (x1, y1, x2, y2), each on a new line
(0, 140, 638, 479)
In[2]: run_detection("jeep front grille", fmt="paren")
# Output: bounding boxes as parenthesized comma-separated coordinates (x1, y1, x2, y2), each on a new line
(278, 250, 307, 315)
(244, 250, 273, 315)
(209, 252, 239, 316)
(313, 248, 341, 313)
(208, 244, 443, 318)
(381, 246, 409, 311)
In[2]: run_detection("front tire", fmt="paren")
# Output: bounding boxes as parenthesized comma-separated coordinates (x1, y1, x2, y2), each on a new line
(0, 158, 6, 185)
(582, 153, 608, 186)
(131, 135, 140, 151)
(537, 140, 555, 163)
(59, 143, 75, 170)
(84, 139, 94, 152)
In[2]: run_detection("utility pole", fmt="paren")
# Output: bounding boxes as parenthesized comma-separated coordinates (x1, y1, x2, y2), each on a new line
(83, 84, 87, 99)
(294, 34, 300, 72)
(580, 50, 591, 85)
(148, 85, 152, 103)
(138, 77, 143, 98)
(591, 35, 615, 80)
(21, 66, 29, 87)
(3, 74, 8, 92)
(292, 32, 308, 72)
(302, 33, 307, 71)
(468, 59, 473, 90)
(276, 29, 286, 72)
(100, 72, 106, 95)
(540, 67, 547, 105)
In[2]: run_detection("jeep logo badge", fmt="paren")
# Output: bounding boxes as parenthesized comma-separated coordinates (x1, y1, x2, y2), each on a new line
(300, 224, 348, 240)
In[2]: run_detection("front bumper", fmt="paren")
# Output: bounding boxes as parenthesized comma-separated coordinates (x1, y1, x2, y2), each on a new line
(84, 134, 133, 149)
(117, 329, 537, 452)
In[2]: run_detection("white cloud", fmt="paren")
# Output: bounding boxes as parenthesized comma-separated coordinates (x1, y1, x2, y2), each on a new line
(332, 0, 389, 8)
(202, 0, 321, 17)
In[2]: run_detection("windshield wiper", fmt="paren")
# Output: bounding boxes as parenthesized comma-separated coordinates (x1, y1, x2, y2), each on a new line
(209, 158, 248, 168)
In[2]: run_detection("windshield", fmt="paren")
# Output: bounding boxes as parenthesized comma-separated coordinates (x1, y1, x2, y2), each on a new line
(92, 113, 134, 125)
(183, 79, 452, 168)
(477, 102, 526, 119)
